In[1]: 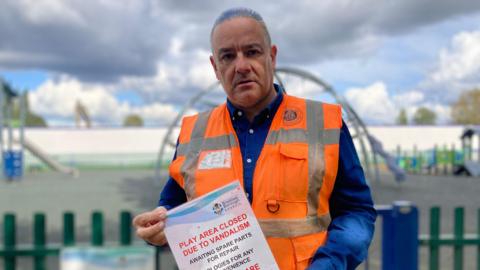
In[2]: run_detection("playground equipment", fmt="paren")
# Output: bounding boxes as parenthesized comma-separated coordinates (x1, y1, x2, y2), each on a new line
(369, 135, 405, 181)
(155, 67, 406, 184)
(75, 100, 92, 128)
(0, 79, 25, 179)
(396, 126, 480, 177)
(17, 137, 79, 176)
(0, 79, 78, 179)
(396, 144, 460, 175)
(455, 126, 480, 176)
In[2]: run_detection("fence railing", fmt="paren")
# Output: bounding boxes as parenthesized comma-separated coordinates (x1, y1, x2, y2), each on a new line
(0, 211, 165, 270)
(3, 205, 480, 270)
(419, 207, 480, 270)
(377, 202, 480, 270)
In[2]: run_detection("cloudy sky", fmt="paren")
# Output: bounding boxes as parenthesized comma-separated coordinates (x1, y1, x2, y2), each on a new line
(1, 0, 480, 126)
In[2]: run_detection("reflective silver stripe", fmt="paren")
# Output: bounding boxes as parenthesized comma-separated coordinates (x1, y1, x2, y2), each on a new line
(177, 134, 238, 156)
(180, 111, 212, 200)
(264, 128, 340, 145)
(306, 100, 324, 216)
(322, 129, 340, 145)
(259, 214, 331, 238)
(265, 128, 306, 144)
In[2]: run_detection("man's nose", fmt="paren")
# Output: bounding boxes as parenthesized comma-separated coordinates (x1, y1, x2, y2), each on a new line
(234, 54, 251, 74)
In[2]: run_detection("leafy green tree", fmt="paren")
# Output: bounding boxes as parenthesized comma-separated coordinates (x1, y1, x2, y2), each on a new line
(413, 107, 436, 125)
(20, 93, 47, 127)
(451, 88, 480, 125)
(25, 113, 47, 127)
(396, 108, 408, 125)
(7, 89, 47, 127)
(123, 114, 144, 127)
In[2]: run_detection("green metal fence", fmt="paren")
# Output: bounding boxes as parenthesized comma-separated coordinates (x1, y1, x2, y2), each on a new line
(419, 207, 480, 270)
(4, 207, 480, 269)
(0, 211, 136, 270)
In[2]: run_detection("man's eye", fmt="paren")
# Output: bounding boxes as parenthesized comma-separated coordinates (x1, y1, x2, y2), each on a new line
(221, 54, 234, 61)
(246, 50, 260, 57)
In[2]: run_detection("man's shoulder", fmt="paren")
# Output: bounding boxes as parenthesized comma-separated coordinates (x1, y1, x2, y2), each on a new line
(181, 103, 227, 121)
(285, 94, 341, 108)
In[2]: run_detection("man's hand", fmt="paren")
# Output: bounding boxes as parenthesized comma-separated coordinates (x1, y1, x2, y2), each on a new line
(133, 207, 168, 246)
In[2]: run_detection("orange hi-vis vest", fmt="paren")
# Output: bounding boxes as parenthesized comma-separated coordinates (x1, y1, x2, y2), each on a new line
(169, 94, 342, 269)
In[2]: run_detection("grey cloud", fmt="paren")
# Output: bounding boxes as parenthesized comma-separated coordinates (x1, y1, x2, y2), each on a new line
(0, 0, 171, 82)
(371, 0, 480, 35)
(153, 1, 283, 52)
(148, 0, 480, 65)
(265, 0, 480, 64)
(119, 0, 480, 109)
(2, 0, 480, 86)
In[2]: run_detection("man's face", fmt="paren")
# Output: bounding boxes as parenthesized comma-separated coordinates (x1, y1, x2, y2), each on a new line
(210, 17, 277, 111)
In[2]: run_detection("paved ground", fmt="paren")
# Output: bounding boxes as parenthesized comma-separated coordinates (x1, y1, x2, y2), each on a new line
(369, 172, 480, 270)
(1, 169, 479, 269)
(0, 169, 175, 270)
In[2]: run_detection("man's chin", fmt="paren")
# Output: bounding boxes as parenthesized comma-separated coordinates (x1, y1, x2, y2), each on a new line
(233, 88, 257, 99)
(231, 92, 258, 107)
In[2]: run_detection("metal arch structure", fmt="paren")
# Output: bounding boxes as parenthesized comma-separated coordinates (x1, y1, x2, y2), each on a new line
(275, 67, 380, 183)
(154, 82, 220, 184)
(155, 67, 384, 184)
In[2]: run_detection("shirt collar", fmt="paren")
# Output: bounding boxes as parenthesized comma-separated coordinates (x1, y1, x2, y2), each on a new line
(227, 84, 284, 122)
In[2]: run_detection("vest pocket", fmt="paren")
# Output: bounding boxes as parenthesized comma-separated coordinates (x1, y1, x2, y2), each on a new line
(278, 143, 309, 202)
(292, 231, 328, 269)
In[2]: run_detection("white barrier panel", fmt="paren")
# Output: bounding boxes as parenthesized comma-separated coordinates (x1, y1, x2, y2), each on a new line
(60, 246, 155, 270)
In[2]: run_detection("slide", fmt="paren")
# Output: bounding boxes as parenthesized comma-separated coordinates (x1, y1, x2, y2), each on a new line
(368, 135, 406, 182)
(14, 137, 79, 176)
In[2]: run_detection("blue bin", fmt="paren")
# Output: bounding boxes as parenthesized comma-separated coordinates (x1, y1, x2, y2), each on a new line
(3, 150, 23, 179)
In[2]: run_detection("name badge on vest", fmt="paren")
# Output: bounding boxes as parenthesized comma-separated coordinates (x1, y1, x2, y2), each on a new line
(197, 149, 232, 170)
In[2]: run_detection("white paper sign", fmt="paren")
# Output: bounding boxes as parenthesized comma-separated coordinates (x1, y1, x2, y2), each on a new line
(165, 181, 279, 270)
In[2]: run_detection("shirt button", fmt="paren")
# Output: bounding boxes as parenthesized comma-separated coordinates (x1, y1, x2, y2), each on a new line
(249, 129, 254, 134)
(266, 115, 270, 119)
(237, 111, 243, 116)
(246, 192, 250, 198)
(246, 158, 252, 163)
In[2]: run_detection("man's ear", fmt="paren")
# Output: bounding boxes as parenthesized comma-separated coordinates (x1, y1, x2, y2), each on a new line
(210, 55, 220, 80)
(270, 45, 277, 68)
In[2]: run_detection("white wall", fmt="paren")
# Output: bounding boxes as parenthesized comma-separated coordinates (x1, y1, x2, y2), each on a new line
(3, 128, 178, 155)
(1, 126, 472, 156)
(367, 126, 466, 151)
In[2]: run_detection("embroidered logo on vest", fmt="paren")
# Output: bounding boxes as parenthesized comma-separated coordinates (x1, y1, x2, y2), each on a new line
(283, 108, 302, 125)
(198, 149, 232, 170)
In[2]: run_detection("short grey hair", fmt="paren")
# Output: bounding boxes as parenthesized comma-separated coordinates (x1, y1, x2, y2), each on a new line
(210, 7, 272, 49)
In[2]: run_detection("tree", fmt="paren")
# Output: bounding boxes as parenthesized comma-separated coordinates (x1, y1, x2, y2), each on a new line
(413, 107, 436, 125)
(451, 88, 480, 125)
(25, 113, 47, 127)
(10, 91, 47, 127)
(21, 93, 47, 127)
(123, 114, 144, 127)
(396, 108, 408, 125)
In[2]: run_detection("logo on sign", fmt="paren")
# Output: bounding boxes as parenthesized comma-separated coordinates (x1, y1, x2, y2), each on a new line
(212, 203, 224, 215)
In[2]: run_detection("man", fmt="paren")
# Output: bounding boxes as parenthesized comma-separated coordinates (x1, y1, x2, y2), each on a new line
(133, 8, 376, 269)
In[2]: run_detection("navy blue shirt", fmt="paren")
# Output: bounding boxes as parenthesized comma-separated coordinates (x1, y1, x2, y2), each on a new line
(159, 85, 376, 269)
(225, 84, 284, 202)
